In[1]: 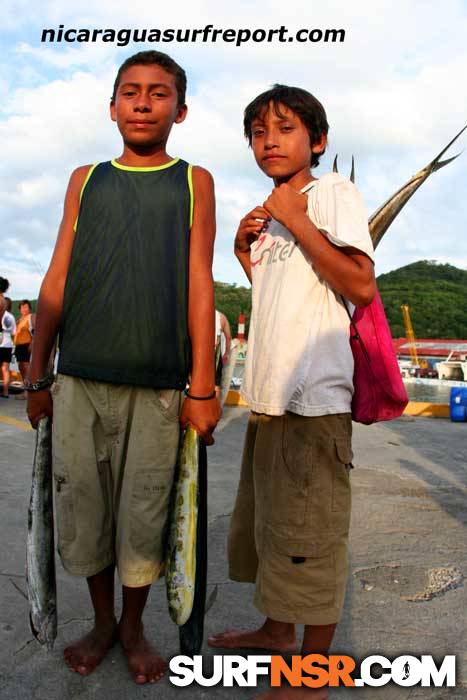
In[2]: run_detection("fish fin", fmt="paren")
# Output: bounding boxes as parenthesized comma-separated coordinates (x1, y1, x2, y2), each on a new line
(432, 151, 463, 172)
(426, 123, 467, 170)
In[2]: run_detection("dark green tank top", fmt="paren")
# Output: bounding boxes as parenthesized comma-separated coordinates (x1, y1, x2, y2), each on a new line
(58, 158, 193, 388)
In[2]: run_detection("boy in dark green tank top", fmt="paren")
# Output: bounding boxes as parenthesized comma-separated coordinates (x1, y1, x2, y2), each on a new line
(27, 50, 220, 685)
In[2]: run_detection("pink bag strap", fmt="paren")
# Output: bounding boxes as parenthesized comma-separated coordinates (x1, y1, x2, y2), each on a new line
(340, 295, 372, 365)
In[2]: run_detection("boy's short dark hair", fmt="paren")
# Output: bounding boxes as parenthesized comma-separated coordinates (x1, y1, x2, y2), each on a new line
(0, 277, 9, 294)
(20, 299, 31, 309)
(244, 84, 329, 168)
(111, 50, 187, 106)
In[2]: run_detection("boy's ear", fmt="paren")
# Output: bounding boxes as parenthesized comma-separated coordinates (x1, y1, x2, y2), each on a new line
(110, 101, 117, 123)
(174, 104, 188, 125)
(311, 132, 327, 154)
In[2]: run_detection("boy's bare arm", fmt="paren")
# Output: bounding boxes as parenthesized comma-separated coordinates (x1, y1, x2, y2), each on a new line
(180, 166, 221, 445)
(263, 184, 376, 307)
(27, 165, 91, 427)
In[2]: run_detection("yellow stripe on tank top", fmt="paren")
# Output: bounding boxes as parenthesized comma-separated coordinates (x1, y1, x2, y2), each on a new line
(187, 164, 194, 228)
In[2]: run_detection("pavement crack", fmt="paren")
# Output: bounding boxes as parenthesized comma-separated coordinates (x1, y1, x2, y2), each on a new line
(58, 615, 94, 628)
(0, 572, 25, 579)
(9, 578, 28, 601)
(208, 512, 232, 525)
(14, 638, 35, 656)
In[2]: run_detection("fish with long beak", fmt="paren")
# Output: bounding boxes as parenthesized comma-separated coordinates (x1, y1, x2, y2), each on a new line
(26, 417, 57, 649)
(333, 124, 466, 249)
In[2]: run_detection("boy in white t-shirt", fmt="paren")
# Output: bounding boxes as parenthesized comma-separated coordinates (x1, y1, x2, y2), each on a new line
(209, 85, 376, 699)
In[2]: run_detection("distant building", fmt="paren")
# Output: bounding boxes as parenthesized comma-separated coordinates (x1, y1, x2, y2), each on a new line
(393, 338, 467, 363)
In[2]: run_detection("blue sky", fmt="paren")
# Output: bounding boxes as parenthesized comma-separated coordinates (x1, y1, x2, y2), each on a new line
(1, 0, 467, 298)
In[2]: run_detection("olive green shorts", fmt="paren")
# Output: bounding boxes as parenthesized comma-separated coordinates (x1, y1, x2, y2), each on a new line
(228, 412, 353, 625)
(51, 374, 181, 587)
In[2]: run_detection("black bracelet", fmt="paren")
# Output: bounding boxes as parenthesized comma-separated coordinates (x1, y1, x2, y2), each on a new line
(184, 389, 216, 401)
(24, 374, 55, 392)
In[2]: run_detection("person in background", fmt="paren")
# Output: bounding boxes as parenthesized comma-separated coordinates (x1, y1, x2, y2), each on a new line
(14, 299, 35, 399)
(0, 277, 9, 318)
(1, 298, 16, 398)
(214, 309, 232, 399)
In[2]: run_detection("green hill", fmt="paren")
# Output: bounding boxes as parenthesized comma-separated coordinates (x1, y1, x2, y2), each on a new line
(377, 260, 467, 338)
(214, 281, 252, 336)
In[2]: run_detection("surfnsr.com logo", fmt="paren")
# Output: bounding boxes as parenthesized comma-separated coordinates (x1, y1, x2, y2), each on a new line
(169, 654, 456, 688)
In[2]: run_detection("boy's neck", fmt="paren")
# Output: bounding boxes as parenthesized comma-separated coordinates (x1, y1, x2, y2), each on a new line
(115, 144, 175, 167)
(274, 166, 315, 191)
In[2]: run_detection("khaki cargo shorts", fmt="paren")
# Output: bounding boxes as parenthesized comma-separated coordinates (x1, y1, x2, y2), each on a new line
(51, 374, 181, 587)
(228, 412, 353, 625)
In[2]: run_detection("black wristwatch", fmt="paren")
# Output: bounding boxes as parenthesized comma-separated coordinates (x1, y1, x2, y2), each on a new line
(24, 374, 55, 392)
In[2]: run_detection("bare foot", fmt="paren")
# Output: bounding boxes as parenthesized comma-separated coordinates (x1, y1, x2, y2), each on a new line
(119, 623, 167, 684)
(64, 619, 117, 676)
(255, 687, 328, 699)
(208, 627, 297, 652)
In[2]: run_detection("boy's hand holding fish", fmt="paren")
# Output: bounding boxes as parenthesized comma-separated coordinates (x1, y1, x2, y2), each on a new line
(27, 389, 53, 429)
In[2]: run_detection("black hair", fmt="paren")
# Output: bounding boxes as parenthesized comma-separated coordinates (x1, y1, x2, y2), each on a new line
(0, 277, 9, 294)
(244, 84, 329, 168)
(20, 299, 31, 309)
(111, 50, 186, 106)
(4, 297, 11, 312)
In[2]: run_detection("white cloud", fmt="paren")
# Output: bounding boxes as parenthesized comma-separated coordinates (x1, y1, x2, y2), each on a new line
(1, 0, 467, 299)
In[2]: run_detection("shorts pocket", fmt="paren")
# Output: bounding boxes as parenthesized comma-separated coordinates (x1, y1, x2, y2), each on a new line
(148, 389, 181, 423)
(332, 438, 352, 512)
(264, 530, 336, 610)
(129, 467, 174, 559)
(268, 417, 312, 529)
(53, 461, 76, 543)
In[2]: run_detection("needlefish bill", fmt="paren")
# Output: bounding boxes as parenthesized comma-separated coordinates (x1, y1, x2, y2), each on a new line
(333, 123, 467, 249)
(26, 416, 57, 650)
(166, 426, 208, 655)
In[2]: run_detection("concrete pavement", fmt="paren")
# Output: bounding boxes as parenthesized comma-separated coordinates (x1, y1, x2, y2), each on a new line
(0, 399, 465, 699)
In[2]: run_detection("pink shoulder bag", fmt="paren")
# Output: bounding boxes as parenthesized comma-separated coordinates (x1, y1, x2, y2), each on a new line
(342, 291, 409, 425)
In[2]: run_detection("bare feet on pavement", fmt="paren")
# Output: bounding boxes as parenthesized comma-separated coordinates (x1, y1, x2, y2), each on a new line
(208, 626, 297, 652)
(119, 622, 168, 684)
(64, 620, 118, 675)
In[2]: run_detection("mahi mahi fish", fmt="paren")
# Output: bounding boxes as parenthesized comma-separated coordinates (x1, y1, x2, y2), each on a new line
(333, 124, 467, 249)
(26, 416, 57, 649)
(166, 425, 208, 654)
(166, 426, 200, 626)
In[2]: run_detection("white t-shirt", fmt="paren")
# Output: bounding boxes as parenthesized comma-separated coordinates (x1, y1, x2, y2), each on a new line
(1, 311, 16, 349)
(241, 172, 374, 417)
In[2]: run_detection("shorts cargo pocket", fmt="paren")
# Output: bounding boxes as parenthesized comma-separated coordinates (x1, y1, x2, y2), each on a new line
(332, 438, 353, 513)
(271, 416, 312, 528)
(53, 462, 76, 543)
(149, 389, 181, 423)
(262, 531, 335, 610)
(129, 468, 173, 559)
